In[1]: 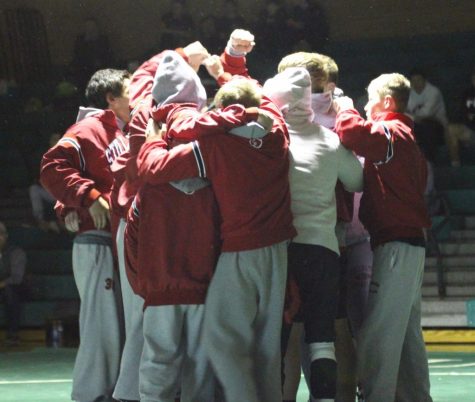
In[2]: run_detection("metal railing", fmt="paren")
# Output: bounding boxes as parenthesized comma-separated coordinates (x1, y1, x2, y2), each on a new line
(426, 192, 452, 298)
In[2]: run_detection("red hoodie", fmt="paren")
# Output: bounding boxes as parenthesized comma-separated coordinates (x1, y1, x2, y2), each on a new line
(335, 109, 431, 248)
(123, 50, 261, 306)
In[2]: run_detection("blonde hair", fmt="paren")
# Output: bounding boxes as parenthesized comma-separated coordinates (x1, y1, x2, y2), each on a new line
(278, 52, 329, 92)
(321, 54, 339, 85)
(278, 52, 327, 75)
(367, 73, 411, 113)
(214, 79, 262, 108)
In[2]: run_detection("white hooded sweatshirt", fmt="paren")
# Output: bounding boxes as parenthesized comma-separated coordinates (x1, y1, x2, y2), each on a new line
(263, 68, 363, 254)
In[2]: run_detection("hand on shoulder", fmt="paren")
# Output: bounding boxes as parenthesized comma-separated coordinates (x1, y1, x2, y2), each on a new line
(333, 96, 354, 114)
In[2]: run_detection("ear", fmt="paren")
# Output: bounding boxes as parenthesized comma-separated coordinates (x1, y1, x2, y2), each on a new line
(383, 95, 394, 110)
(105, 92, 115, 108)
(326, 82, 336, 93)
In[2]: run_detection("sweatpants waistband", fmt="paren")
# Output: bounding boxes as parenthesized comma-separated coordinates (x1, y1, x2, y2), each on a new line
(74, 230, 112, 247)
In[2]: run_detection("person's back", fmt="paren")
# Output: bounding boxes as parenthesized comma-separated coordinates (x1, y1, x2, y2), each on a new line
(264, 66, 362, 402)
(153, 85, 295, 252)
(263, 67, 362, 253)
(136, 75, 296, 402)
(186, 108, 293, 251)
(112, 45, 209, 401)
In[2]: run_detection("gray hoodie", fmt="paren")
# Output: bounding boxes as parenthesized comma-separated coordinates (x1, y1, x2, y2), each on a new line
(151, 50, 266, 194)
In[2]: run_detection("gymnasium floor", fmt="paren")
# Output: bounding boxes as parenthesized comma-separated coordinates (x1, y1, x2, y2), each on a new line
(0, 332, 474, 402)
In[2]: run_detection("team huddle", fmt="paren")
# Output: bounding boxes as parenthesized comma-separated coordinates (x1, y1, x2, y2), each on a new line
(40, 29, 433, 402)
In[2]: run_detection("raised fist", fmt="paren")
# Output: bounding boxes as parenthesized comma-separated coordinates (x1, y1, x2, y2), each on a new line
(228, 29, 255, 56)
(204, 55, 224, 80)
(183, 41, 210, 72)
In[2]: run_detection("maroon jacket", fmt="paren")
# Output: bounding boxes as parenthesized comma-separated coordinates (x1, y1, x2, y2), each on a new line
(41, 109, 128, 234)
(125, 105, 262, 305)
(125, 180, 221, 307)
(335, 109, 431, 248)
(137, 96, 297, 252)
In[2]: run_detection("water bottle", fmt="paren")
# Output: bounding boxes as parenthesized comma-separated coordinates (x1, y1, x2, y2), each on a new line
(49, 320, 64, 348)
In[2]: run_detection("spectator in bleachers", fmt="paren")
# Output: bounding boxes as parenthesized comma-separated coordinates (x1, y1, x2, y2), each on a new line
(277, 0, 329, 54)
(447, 68, 475, 166)
(0, 222, 27, 346)
(72, 18, 113, 91)
(159, 0, 195, 49)
(198, 15, 222, 55)
(202, 1, 247, 51)
(29, 133, 61, 233)
(214, 0, 247, 33)
(29, 183, 59, 232)
(407, 69, 448, 164)
(252, 1, 287, 68)
(408, 69, 448, 127)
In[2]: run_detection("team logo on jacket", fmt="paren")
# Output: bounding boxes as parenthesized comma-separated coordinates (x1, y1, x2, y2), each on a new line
(105, 137, 129, 164)
(249, 138, 263, 149)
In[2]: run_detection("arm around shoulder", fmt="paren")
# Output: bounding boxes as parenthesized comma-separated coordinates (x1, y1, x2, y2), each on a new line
(335, 109, 394, 163)
(136, 139, 200, 185)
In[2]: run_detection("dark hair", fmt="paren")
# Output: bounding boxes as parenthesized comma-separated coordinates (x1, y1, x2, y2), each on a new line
(85, 69, 131, 109)
(409, 67, 426, 79)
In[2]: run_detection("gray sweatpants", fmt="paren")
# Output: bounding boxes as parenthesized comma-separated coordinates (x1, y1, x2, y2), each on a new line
(356, 241, 433, 402)
(113, 219, 144, 401)
(71, 230, 124, 402)
(140, 304, 214, 402)
(203, 241, 288, 402)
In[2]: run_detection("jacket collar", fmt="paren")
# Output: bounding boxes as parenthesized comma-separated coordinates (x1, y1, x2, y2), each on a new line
(76, 107, 124, 131)
(372, 111, 414, 129)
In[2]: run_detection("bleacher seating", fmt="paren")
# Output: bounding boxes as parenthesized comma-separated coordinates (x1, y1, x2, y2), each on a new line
(0, 188, 77, 329)
(324, 31, 475, 123)
(423, 166, 475, 327)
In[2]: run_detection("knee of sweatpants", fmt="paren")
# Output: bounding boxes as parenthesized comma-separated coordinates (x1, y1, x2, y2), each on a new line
(310, 358, 337, 399)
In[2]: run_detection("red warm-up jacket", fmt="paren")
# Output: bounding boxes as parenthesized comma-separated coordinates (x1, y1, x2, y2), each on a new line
(335, 109, 431, 248)
(40, 109, 128, 234)
(138, 96, 297, 252)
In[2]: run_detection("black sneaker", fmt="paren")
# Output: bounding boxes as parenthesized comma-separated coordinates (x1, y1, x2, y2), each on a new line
(309, 358, 336, 399)
(356, 384, 365, 402)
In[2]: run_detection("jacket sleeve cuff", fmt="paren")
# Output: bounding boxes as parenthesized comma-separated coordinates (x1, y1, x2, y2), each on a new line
(221, 51, 246, 69)
(175, 48, 189, 63)
(217, 72, 233, 86)
(84, 188, 102, 207)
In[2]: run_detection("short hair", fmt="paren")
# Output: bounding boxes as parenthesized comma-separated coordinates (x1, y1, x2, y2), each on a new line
(321, 54, 339, 85)
(278, 52, 327, 77)
(278, 52, 328, 91)
(85, 68, 131, 109)
(409, 67, 426, 80)
(214, 79, 262, 108)
(367, 73, 411, 113)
